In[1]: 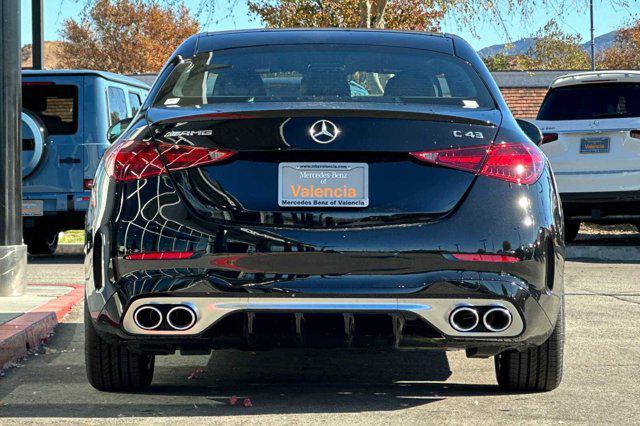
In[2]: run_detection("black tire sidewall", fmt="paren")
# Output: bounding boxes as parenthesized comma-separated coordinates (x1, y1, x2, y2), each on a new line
(25, 229, 59, 255)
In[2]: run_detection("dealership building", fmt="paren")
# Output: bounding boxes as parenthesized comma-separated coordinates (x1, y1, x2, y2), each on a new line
(491, 71, 568, 119)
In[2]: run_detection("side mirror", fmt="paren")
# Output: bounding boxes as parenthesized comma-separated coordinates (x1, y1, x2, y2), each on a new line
(516, 119, 543, 146)
(107, 117, 133, 143)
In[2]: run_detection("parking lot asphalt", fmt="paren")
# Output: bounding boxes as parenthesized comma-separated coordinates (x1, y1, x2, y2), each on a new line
(0, 254, 638, 424)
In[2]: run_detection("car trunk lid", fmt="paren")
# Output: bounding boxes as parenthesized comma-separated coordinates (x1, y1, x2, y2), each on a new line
(146, 105, 501, 228)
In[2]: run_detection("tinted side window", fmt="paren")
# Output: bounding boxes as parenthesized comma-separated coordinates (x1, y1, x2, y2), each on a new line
(22, 84, 78, 135)
(107, 87, 128, 124)
(128, 92, 142, 116)
(537, 83, 640, 120)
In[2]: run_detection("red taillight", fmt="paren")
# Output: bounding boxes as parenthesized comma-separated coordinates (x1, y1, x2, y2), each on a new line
(411, 141, 544, 185)
(480, 142, 544, 184)
(157, 143, 236, 171)
(541, 133, 559, 144)
(410, 145, 488, 173)
(124, 251, 195, 260)
(451, 253, 521, 263)
(104, 141, 165, 181)
(630, 130, 640, 139)
(83, 179, 94, 190)
(104, 140, 236, 181)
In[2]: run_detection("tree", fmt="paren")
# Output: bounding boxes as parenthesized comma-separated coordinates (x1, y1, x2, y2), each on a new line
(59, 0, 200, 73)
(599, 19, 640, 69)
(484, 20, 590, 71)
(483, 52, 530, 71)
(247, 0, 635, 34)
(247, 0, 444, 30)
(525, 20, 590, 70)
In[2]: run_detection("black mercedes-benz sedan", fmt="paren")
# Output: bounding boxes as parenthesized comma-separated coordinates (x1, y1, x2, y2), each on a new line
(85, 29, 565, 393)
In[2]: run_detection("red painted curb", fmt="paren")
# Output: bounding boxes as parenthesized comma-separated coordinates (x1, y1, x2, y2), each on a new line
(0, 284, 84, 369)
(33, 284, 84, 321)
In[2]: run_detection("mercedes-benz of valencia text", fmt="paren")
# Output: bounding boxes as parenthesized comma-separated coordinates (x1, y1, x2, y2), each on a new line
(84, 29, 565, 393)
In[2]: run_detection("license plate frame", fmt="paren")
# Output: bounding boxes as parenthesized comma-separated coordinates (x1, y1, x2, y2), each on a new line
(22, 200, 44, 216)
(580, 137, 610, 153)
(278, 162, 369, 208)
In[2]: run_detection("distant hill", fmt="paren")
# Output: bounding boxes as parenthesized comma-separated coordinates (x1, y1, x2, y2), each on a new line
(478, 30, 618, 58)
(21, 41, 66, 69)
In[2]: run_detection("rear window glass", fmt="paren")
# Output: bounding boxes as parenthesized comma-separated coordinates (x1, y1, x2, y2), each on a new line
(108, 87, 128, 125)
(537, 83, 640, 120)
(153, 44, 494, 110)
(128, 92, 142, 116)
(22, 84, 78, 135)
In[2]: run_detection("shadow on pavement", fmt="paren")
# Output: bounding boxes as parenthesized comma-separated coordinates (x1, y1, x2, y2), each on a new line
(0, 319, 511, 418)
(27, 253, 84, 264)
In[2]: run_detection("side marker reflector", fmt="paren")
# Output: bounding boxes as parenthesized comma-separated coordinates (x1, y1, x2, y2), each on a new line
(124, 252, 195, 260)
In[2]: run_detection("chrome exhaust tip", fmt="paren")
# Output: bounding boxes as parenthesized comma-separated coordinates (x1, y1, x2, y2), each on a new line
(166, 305, 197, 331)
(483, 307, 513, 332)
(449, 306, 479, 332)
(133, 305, 163, 330)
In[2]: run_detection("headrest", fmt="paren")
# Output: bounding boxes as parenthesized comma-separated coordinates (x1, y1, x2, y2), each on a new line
(212, 69, 266, 97)
(384, 73, 436, 97)
(301, 70, 350, 97)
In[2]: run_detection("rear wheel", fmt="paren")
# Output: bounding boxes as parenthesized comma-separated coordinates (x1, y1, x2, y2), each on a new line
(24, 230, 59, 255)
(494, 304, 564, 392)
(564, 220, 580, 243)
(85, 303, 155, 392)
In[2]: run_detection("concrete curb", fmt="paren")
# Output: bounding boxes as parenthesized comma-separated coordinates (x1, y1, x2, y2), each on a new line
(0, 284, 84, 369)
(566, 245, 640, 262)
(56, 244, 84, 255)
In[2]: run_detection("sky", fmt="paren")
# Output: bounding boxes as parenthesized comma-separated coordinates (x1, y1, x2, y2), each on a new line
(19, 0, 640, 51)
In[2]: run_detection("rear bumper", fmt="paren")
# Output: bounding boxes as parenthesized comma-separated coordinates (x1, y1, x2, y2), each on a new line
(561, 190, 640, 221)
(553, 169, 640, 195)
(90, 271, 558, 355)
(22, 192, 89, 231)
(85, 168, 564, 354)
(23, 211, 86, 231)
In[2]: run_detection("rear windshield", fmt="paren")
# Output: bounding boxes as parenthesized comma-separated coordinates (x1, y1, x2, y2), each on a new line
(537, 83, 640, 121)
(153, 44, 494, 110)
(22, 84, 78, 135)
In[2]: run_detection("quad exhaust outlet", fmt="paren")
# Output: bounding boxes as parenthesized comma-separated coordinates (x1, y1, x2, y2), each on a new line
(133, 304, 197, 331)
(133, 305, 163, 330)
(449, 305, 513, 333)
(482, 307, 513, 332)
(166, 306, 197, 331)
(124, 298, 522, 337)
(449, 306, 480, 332)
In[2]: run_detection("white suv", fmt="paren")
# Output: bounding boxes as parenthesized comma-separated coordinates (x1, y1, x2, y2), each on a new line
(535, 71, 640, 241)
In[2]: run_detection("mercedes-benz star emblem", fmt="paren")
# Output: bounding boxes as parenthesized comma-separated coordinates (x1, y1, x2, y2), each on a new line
(309, 120, 340, 144)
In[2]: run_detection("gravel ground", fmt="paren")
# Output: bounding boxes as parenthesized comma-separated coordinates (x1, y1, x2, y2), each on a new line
(574, 223, 640, 246)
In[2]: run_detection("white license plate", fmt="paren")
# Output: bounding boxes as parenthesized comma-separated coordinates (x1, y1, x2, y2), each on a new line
(278, 163, 369, 208)
(22, 200, 44, 216)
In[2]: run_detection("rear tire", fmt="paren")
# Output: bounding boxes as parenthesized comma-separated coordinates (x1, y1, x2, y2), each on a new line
(494, 303, 564, 392)
(85, 303, 155, 392)
(24, 230, 59, 255)
(564, 220, 580, 243)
